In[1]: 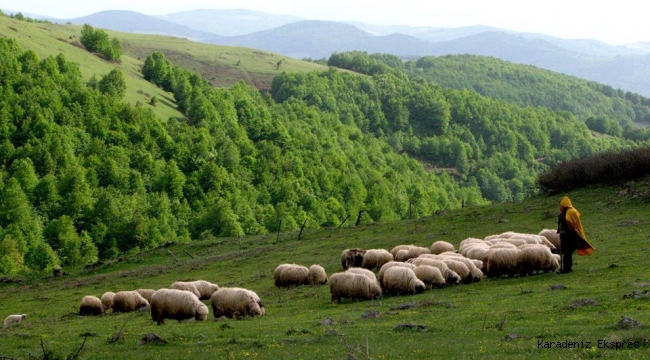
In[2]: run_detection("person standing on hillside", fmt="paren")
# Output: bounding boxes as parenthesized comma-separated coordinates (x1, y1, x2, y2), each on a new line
(556, 196, 595, 273)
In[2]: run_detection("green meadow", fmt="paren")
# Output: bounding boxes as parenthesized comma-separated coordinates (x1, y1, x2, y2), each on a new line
(1, 179, 648, 359)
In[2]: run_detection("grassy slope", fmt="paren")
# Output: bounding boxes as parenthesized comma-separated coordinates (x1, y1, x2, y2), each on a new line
(0, 16, 327, 123)
(0, 178, 648, 359)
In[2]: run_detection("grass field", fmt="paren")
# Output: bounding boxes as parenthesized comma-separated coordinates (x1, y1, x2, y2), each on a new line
(1, 178, 648, 359)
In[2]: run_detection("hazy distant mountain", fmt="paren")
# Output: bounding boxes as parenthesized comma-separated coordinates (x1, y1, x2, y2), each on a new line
(22, 8, 650, 96)
(158, 9, 303, 36)
(63, 10, 223, 42)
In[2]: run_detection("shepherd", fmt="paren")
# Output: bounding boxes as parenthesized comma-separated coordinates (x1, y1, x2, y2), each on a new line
(557, 196, 595, 273)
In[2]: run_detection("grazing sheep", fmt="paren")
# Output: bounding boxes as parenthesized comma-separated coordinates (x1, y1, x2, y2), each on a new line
(465, 246, 490, 262)
(439, 255, 483, 282)
(3, 314, 26, 328)
(210, 287, 264, 319)
(394, 249, 415, 262)
(273, 264, 309, 288)
(489, 242, 518, 249)
(341, 248, 366, 270)
(484, 248, 521, 278)
(307, 265, 328, 286)
(169, 281, 201, 298)
(150, 288, 209, 325)
(441, 259, 472, 284)
(361, 249, 393, 271)
(135, 289, 156, 303)
(112, 291, 150, 313)
(389, 245, 414, 258)
(188, 280, 220, 300)
(430, 241, 455, 255)
(346, 268, 379, 285)
(458, 238, 485, 255)
(539, 229, 561, 250)
(518, 245, 559, 275)
(101, 292, 115, 313)
(377, 261, 416, 284)
(79, 295, 103, 316)
(381, 266, 425, 296)
(413, 265, 446, 289)
(329, 272, 382, 303)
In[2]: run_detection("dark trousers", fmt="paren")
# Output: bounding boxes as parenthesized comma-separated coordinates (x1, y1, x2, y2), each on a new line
(560, 234, 577, 272)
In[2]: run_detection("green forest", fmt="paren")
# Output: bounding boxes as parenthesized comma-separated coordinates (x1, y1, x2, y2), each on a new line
(1, 36, 649, 276)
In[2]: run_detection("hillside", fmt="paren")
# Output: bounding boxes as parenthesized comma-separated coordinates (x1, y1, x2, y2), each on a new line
(0, 178, 648, 359)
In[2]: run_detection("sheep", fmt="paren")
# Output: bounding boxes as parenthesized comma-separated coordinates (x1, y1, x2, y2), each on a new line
(438, 255, 483, 282)
(150, 288, 209, 325)
(389, 245, 414, 258)
(112, 291, 150, 313)
(430, 241, 455, 255)
(539, 229, 561, 250)
(3, 314, 26, 328)
(188, 280, 220, 300)
(273, 264, 309, 288)
(169, 281, 202, 298)
(79, 295, 103, 316)
(394, 249, 414, 262)
(518, 245, 560, 276)
(484, 248, 521, 278)
(210, 287, 264, 319)
(341, 248, 366, 270)
(406, 257, 459, 284)
(307, 264, 328, 286)
(135, 289, 156, 303)
(489, 242, 518, 249)
(329, 272, 382, 303)
(377, 261, 416, 284)
(361, 249, 393, 271)
(465, 246, 490, 262)
(458, 237, 485, 255)
(101, 292, 115, 313)
(381, 266, 425, 296)
(441, 258, 472, 284)
(413, 265, 446, 289)
(346, 268, 379, 285)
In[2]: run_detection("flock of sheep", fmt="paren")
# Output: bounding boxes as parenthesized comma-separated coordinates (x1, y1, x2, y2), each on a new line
(3, 229, 561, 328)
(274, 228, 561, 302)
(75, 280, 265, 325)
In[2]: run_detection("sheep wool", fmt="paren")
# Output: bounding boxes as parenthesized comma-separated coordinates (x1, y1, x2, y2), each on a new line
(101, 292, 115, 313)
(79, 295, 103, 316)
(381, 266, 425, 295)
(135, 289, 156, 303)
(189, 280, 220, 300)
(413, 265, 446, 289)
(377, 261, 416, 284)
(3, 314, 26, 329)
(538, 229, 561, 250)
(329, 272, 382, 303)
(112, 291, 150, 313)
(340, 248, 366, 270)
(361, 249, 393, 271)
(484, 248, 521, 278)
(307, 265, 328, 286)
(169, 281, 202, 299)
(273, 264, 310, 288)
(150, 288, 209, 325)
(345, 268, 379, 285)
(210, 287, 265, 319)
(430, 241, 455, 255)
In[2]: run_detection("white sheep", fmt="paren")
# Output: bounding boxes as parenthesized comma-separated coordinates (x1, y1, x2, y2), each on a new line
(273, 264, 309, 288)
(188, 280, 220, 300)
(361, 249, 393, 271)
(79, 295, 103, 316)
(484, 248, 521, 278)
(3, 314, 26, 329)
(112, 291, 150, 313)
(406, 257, 460, 285)
(441, 258, 472, 284)
(210, 287, 265, 319)
(413, 265, 446, 289)
(381, 266, 425, 295)
(430, 241, 455, 255)
(169, 281, 201, 298)
(101, 292, 115, 313)
(135, 289, 156, 303)
(438, 255, 483, 282)
(329, 272, 382, 303)
(345, 268, 380, 285)
(539, 229, 561, 250)
(307, 264, 328, 286)
(150, 288, 209, 325)
(518, 245, 559, 275)
(377, 261, 416, 284)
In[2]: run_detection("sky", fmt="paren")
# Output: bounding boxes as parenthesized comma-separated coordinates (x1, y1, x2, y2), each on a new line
(1, 0, 648, 45)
